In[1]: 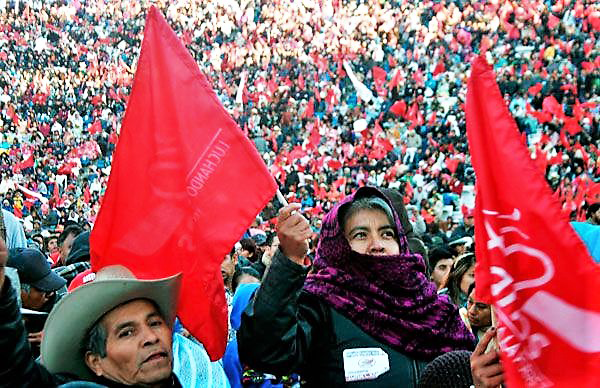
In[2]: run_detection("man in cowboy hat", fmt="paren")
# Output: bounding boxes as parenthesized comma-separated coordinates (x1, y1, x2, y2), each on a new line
(0, 236, 184, 387)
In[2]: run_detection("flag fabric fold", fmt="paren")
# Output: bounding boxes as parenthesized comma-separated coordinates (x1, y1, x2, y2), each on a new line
(466, 55, 600, 387)
(90, 6, 277, 360)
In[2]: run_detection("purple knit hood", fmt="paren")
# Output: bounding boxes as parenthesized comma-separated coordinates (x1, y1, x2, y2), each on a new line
(303, 187, 475, 360)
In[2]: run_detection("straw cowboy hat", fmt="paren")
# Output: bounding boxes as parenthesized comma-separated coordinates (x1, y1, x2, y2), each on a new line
(41, 265, 182, 380)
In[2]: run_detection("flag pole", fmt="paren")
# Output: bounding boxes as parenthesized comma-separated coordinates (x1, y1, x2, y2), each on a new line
(276, 189, 289, 207)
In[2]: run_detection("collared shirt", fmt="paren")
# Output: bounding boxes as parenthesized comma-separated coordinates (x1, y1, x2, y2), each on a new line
(53, 261, 91, 285)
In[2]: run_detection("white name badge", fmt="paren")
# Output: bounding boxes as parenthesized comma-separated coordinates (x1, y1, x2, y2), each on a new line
(343, 347, 390, 382)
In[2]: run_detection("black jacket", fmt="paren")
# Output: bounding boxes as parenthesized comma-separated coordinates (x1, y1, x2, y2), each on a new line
(0, 277, 181, 388)
(237, 252, 428, 387)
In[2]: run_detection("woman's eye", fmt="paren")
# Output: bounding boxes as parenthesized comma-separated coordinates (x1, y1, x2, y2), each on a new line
(382, 230, 396, 238)
(352, 232, 367, 239)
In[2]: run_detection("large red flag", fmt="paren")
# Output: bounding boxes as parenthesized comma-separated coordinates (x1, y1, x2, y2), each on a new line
(466, 56, 600, 387)
(90, 7, 277, 360)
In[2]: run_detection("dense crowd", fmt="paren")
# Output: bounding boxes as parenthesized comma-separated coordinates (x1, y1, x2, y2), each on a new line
(1, 0, 600, 387)
(0, 0, 598, 251)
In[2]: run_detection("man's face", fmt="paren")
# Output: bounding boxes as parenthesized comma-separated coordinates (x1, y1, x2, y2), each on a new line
(47, 238, 59, 254)
(464, 216, 474, 227)
(221, 255, 236, 288)
(455, 243, 468, 255)
(33, 236, 43, 247)
(267, 236, 280, 258)
(21, 286, 53, 310)
(430, 258, 453, 289)
(467, 288, 492, 328)
(592, 208, 600, 224)
(59, 232, 77, 263)
(86, 300, 173, 385)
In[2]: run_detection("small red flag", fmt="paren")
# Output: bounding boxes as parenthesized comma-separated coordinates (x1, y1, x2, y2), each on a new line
(372, 66, 386, 86)
(581, 61, 595, 72)
(307, 119, 321, 150)
(90, 7, 276, 360)
(390, 100, 406, 116)
(445, 158, 460, 174)
(83, 186, 91, 204)
(298, 73, 305, 90)
(564, 117, 583, 136)
(432, 60, 446, 76)
(372, 66, 387, 96)
(542, 95, 565, 120)
(548, 13, 561, 29)
(466, 56, 600, 387)
(528, 82, 543, 96)
(388, 68, 402, 90)
(548, 152, 563, 166)
(303, 97, 315, 118)
(16, 154, 34, 171)
(88, 120, 102, 135)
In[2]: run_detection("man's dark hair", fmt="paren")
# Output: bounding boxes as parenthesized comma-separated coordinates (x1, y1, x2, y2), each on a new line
(428, 246, 453, 270)
(587, 203, 600, 219)
(58, 224, 83, 246)
(83, 321, 107, 358)
(232, 266, 261, 292)
(44, 235, 58, 251)
(265, 232, 277, 246)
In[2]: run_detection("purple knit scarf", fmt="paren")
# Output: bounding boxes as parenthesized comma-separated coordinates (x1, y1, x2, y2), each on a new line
(303, 187, 475, 360)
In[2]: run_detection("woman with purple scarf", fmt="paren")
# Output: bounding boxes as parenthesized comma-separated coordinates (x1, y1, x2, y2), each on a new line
(238, 187, 475, 386)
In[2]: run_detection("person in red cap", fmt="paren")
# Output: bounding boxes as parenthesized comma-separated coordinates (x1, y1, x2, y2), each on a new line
(450, 208, 475, 240)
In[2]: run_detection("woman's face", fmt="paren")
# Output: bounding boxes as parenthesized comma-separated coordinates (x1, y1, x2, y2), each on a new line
(343, 208, 400, 256)
(460, 264, 476, 295)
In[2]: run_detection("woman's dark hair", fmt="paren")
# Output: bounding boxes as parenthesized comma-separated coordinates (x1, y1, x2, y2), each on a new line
(467, 281, 476, 299)
(239, 238, 257, 261)
(446, 253, 476, 306)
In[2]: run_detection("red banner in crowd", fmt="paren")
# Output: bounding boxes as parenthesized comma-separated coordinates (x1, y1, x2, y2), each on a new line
(466, 56, 600, 387)
(90, 6, 277, 360)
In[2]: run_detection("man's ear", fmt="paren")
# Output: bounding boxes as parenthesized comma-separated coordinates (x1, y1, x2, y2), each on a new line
(20, 289, 29, 305)
(85, 351, 104, 377)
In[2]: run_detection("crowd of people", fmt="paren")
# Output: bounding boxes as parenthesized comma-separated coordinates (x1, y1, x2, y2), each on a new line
(0, 0, 598, 248)
(0, 0, 599, 386)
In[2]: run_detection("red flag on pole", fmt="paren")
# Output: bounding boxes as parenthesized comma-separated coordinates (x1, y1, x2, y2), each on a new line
(372, 66, 387, 96)
(297, 73, 305, 90)
(16, 154, 34, 171)
(528, 82, 543, 96)
(390, 100, 406, 116)
(88, 120, 102, 135)
(90, 7, 277, 360)
(466, 56, 600, 387)
(388, 68, 402, 89)
(303, 97, 314, 119)
(307, 119, 321, 150)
